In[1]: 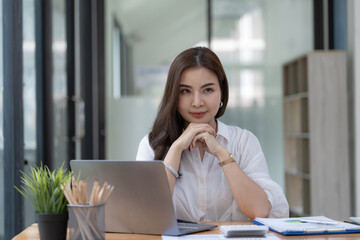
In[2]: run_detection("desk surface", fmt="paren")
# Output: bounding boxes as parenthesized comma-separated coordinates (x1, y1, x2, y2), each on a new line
(13, 222, 360, 240)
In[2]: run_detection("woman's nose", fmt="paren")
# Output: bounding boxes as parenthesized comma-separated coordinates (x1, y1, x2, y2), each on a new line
(192, 93, 203, 107)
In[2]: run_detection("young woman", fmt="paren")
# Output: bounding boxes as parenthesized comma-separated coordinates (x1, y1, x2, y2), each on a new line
(136, 47, 289, 222)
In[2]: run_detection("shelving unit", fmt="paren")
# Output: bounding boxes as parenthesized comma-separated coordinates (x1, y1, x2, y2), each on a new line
(283, 51, 350, 219)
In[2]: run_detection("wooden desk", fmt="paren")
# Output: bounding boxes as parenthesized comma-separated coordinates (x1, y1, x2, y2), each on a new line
(13, 222, 360, 240)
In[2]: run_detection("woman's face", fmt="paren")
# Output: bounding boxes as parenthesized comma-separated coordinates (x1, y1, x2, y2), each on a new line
(177, 67, 222, 129)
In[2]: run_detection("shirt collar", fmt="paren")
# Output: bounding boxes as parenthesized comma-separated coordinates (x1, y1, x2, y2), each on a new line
(216, 120, 229, 142)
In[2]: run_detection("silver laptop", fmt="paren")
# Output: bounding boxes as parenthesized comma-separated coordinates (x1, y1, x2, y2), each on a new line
(70, 160, 216, 236)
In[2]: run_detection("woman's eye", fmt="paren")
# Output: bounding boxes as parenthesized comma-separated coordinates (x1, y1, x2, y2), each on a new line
(204, 88, 213, 93)
(180, 89, 190, 94)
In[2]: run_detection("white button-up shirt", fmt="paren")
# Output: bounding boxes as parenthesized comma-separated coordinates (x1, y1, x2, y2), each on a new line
(136, 120, 289, 221)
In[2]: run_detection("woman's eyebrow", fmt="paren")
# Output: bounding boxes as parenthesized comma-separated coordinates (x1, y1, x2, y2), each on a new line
(179, 83, 216, 88)
(179, 84, 192, 88)
(201, 83, 216, 88)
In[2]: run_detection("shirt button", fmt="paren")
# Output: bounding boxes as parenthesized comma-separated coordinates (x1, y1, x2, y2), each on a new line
(199, 178, 204, 184)
(200, 206, 206, 212)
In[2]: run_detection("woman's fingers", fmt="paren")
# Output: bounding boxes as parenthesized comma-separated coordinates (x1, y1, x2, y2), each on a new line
(191, 132, 211, 150)
(179, 123, 216, 151)
(187, 123, 216, 137)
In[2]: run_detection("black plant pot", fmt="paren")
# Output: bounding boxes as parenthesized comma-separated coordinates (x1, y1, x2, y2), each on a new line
(36, 212, 68, 240)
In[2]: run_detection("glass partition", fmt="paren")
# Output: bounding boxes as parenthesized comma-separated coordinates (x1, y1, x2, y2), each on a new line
(52, 0, 67, 170)
(212, 0, 313, 187)
(23, 0, 37, 229)
(0, 0, 4, 238)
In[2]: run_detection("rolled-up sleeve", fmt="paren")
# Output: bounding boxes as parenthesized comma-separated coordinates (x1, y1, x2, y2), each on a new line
(237, 131, 289, 218)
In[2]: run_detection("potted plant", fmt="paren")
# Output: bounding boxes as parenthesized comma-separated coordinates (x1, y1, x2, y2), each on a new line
(14, 163, 72, 240)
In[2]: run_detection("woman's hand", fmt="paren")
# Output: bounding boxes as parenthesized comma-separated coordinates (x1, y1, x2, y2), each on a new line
(174, 123, 216, 152)
(190, 130, 224, 156)
(164, 123, 216, 195)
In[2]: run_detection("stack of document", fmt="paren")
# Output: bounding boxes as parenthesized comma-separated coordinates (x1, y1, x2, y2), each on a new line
(253, 216, 360, 235)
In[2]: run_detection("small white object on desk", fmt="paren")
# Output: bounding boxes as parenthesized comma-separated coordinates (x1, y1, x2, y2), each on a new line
(220, 225, 269, 238)
(349, 217, 360, 225)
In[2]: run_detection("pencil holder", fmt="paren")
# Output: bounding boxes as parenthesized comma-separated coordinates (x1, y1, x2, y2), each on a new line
(68, 203, 105, 240)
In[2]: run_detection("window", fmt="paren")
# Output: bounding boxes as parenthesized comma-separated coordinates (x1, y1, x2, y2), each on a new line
(23, 0, 37, 229)
(0, 0, 4, 239)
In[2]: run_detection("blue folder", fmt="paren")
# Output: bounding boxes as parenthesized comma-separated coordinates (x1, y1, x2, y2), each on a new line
(252, 216, 360, 236)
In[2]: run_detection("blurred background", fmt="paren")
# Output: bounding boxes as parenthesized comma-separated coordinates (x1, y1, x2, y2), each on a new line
(1, 0, 360, 239)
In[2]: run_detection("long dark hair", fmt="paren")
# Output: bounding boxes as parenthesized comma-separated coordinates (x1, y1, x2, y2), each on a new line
(149, 47, 229, 160)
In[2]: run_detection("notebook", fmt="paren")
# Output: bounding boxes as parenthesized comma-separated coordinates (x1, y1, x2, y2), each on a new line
(253, 216, 360, 235)
(70, 160, 216, 236)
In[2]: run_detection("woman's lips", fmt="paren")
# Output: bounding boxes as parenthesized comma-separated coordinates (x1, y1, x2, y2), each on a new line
(191, 112, 206, 118)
